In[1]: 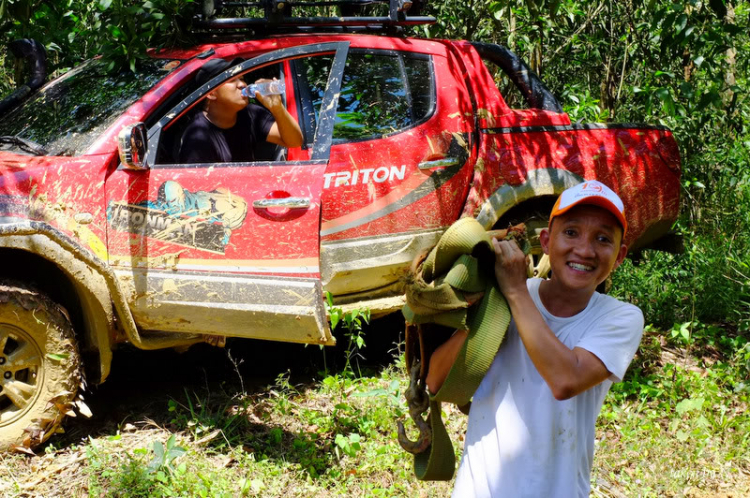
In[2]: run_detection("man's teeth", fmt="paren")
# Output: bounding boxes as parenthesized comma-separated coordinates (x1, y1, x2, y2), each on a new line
(568, 262, 593, 271)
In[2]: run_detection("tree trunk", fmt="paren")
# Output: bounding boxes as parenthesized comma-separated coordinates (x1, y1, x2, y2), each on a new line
(722, 3, 736, 108)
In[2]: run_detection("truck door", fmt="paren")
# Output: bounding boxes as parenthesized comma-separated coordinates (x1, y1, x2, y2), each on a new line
(104, 43, 349, 345)
(290, 41, 476, 297)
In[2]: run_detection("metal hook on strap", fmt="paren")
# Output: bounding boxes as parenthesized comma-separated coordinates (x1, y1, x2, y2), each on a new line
(397, 360, 432, 454)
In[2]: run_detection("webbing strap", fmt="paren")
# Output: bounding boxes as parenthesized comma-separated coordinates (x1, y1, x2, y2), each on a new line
(402, 218, 517, 481)
(413, 400, 454, 480)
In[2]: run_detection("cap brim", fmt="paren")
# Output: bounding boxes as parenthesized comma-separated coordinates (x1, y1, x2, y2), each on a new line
(552, 196, 628, 235)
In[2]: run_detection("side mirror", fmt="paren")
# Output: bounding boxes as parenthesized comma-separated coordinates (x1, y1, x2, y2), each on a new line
(118, 123, 149, 170)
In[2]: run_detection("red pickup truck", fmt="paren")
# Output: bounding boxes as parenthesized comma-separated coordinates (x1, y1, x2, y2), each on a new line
(0, 5, 681, 451)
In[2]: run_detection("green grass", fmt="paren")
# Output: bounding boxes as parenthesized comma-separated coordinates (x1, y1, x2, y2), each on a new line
(0, 324, 748, 497)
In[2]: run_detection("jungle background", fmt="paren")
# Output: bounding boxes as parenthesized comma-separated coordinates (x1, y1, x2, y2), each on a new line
(0, 0, 749, 496)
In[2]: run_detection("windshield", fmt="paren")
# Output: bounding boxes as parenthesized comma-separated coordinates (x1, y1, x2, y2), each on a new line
(0, 58, 181, 156)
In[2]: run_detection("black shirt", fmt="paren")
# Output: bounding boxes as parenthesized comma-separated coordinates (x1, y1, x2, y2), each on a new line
(179, 104, 275, 163)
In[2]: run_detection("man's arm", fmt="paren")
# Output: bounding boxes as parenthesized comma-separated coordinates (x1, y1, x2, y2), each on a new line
(493, 239, 610, 400)
(254, 86, 303, 149)
(425, 329, 468, 394)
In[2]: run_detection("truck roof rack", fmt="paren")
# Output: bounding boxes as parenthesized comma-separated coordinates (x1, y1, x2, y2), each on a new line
(193, 0, 435, 35)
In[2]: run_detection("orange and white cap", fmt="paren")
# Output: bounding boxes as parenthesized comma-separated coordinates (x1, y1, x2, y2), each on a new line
(550, 181, 627, 235)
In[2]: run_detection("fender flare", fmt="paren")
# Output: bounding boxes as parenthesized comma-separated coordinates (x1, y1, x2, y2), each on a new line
(0, 220, 202, 382)
(474, 168, 583, 229)
(0, 220, 115, 382)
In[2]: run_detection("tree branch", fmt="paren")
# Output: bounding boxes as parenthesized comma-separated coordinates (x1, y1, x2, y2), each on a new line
(550, 1, 607, 59)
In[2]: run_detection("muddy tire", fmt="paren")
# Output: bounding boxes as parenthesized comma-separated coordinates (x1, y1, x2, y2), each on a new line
(0, 282, 81, 452)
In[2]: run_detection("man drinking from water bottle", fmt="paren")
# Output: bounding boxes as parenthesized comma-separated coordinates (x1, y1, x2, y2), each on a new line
(179, 57, 303, 164)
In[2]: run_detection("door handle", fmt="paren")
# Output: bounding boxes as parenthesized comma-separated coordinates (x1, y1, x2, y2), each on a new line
(418, 157, 460, 170)
(253, 197, 311, 209)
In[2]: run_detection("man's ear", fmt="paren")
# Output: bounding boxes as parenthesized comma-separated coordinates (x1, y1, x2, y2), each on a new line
(539, 228, 551, 255)
(612, 243, 628, 270)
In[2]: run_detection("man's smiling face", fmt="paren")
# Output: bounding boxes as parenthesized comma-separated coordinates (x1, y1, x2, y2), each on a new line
(540, 204, 627, 295)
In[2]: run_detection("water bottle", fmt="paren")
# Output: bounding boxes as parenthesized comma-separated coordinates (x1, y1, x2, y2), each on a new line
(241, 81, 285, 98)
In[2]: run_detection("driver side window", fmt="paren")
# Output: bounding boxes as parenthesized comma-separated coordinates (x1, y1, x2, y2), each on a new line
(154, 63, 285, 165)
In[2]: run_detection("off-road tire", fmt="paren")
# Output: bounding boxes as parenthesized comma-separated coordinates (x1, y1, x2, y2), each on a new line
(0, 282, 81, 452)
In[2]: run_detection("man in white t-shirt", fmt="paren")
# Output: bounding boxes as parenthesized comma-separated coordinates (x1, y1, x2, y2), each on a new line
(426, 180, 644, 497)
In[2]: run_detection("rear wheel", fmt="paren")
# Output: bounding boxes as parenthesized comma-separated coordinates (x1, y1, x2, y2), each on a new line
(0, 282, 80, 452)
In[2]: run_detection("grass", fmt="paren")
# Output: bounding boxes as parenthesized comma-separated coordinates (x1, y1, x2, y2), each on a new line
(0, 323, 748, 497)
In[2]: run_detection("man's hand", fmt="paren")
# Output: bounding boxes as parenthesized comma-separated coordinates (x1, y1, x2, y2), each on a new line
(252, 77, 303, 149)
(253, 78, 285, 112)
(492, 238, 529, 299)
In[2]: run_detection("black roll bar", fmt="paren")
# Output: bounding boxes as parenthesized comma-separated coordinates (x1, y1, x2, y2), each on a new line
(0, 39, 48, 117)
(470, 42, 563, 113)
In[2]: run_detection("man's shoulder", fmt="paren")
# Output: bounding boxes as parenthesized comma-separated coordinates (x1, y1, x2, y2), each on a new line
(592, 292, 642, 318)
(584, 292, 644, 337)
(182, 112, 210, 134)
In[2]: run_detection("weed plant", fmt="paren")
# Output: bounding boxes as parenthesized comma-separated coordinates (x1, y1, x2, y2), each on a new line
(611, 132, 750, 335)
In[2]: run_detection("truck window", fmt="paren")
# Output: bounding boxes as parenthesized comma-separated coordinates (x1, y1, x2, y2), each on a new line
(470, 42, 563, 114)
(481, 59, 529, 110)
(0, 59, 180, 156)
(293, 51, 435, 144)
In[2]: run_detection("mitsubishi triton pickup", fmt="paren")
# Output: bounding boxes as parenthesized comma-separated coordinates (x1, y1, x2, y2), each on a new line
(0, 0, 682, 451)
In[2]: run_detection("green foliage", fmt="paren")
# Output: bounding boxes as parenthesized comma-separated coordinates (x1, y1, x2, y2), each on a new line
(326, 291, 371, 379)
(595, 334, 750, 495)
(148, 434, 186, 474)
(0, 0, 195, 95)
(28, 342, 747, 496)
(168, 388, 255, 449)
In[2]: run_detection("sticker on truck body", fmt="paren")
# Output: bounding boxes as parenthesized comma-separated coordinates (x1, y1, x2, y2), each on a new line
(107, 181, 248, 254)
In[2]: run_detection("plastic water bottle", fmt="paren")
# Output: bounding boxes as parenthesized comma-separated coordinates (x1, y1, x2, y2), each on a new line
(241, 81, 285, 98)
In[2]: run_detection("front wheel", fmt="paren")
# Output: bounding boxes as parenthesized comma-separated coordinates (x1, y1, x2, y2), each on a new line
(0, 282, 81, 452)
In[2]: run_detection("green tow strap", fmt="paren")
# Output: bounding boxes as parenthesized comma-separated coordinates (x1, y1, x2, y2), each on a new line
(401, 217, 523, 481)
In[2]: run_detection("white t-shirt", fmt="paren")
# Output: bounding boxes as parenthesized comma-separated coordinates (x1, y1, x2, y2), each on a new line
(452, 278, 644, 498)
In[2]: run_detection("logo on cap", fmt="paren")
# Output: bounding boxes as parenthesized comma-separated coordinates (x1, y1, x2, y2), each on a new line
(581, 182, 603, 193)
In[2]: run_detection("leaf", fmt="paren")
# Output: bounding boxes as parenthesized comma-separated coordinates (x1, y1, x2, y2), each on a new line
(676, 429, 689, 441)
(669, 418, 680, 433)
(654, 71, 675, 79)
(149, 441, 165, 472)
(75, 400, 93, 418)
(46, 353, 69, 362)
(654, 88, 670, 101)
(330, 310, 341, 330)
(674, 14, 688, 34)
(679, 322, 691, 341)
(99, 0, 113, 10)
(675, 397, 705, 415)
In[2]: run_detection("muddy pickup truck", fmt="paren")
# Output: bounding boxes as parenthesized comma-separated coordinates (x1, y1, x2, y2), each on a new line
(0, 2, 681, 452)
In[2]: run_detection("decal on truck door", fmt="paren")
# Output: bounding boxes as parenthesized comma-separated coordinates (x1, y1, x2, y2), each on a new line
(107, 180, 248, 254)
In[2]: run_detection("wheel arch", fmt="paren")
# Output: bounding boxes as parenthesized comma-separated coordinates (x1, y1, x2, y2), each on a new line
(0, 223, 115, 384)
(474, 168, 583, 229)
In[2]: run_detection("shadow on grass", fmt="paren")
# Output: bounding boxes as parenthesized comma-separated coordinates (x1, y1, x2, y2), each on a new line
(50, 313, 406, 477)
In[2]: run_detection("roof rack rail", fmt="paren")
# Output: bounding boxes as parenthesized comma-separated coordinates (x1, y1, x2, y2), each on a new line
(193, 0, 435, 34)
